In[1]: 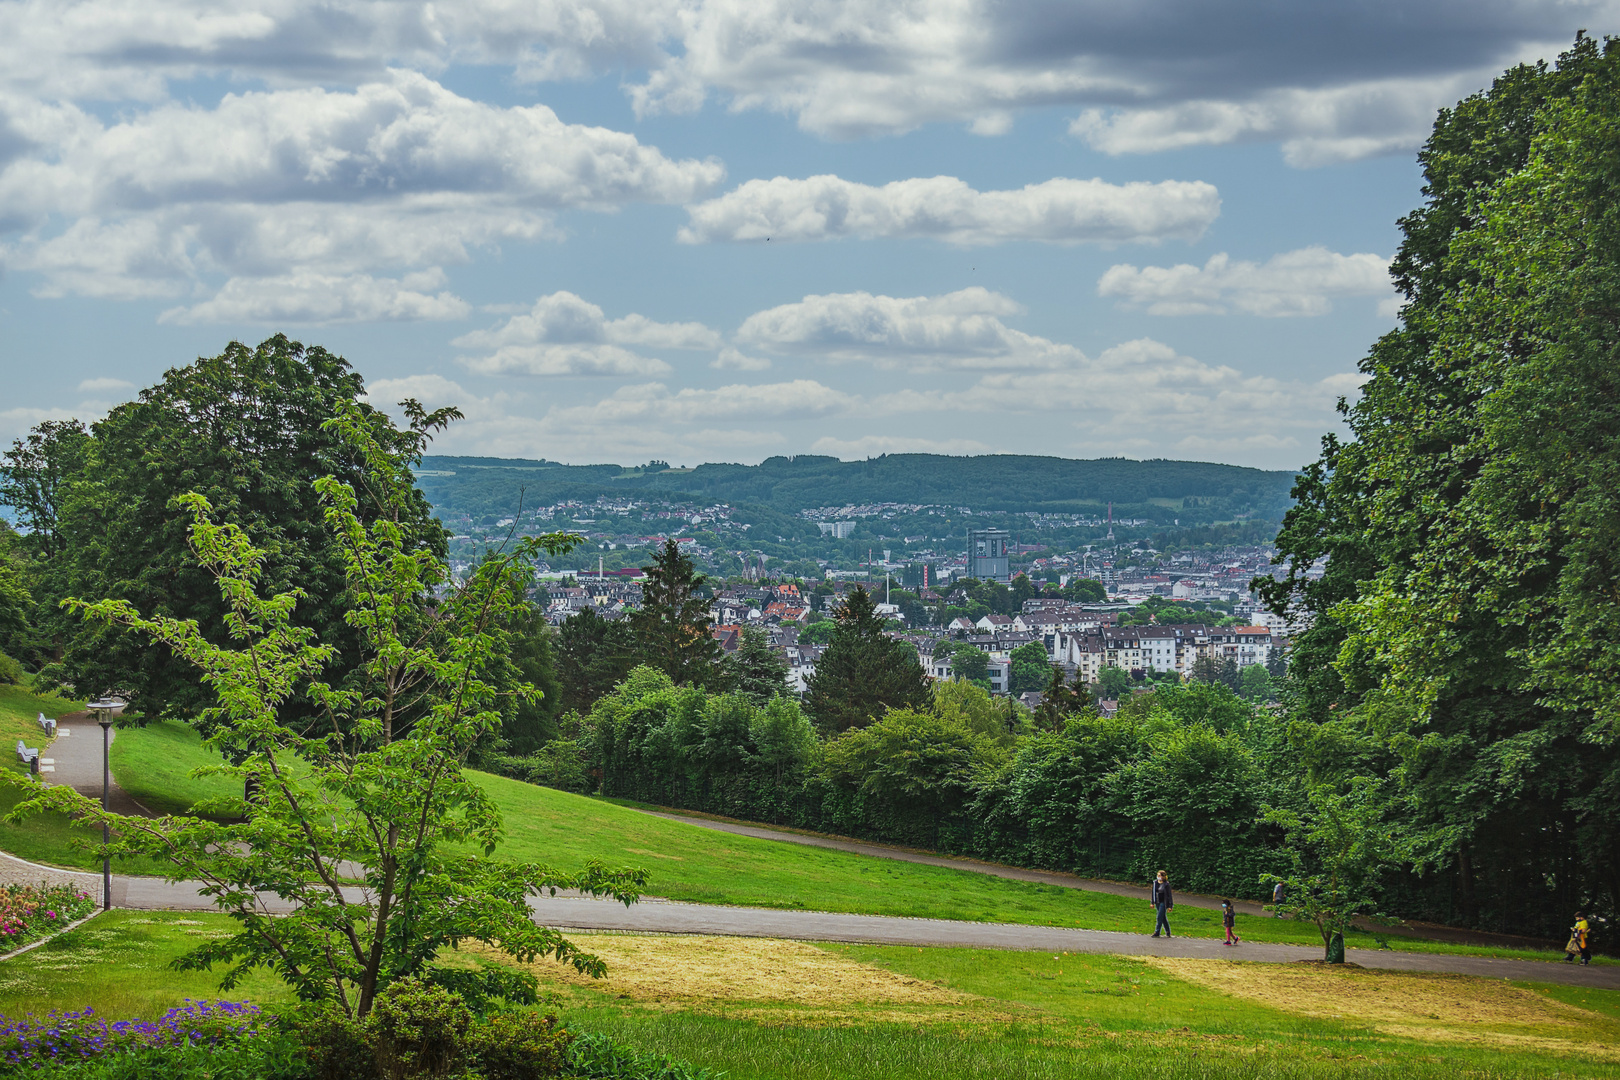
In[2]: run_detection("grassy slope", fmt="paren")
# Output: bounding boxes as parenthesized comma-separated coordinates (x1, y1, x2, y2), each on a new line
(107, 718, 240, 815)
(0, 685, 79, 748)
(91, 725, 1593, 962)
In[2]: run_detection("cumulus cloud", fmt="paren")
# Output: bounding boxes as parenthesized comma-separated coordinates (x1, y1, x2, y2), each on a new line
(0, 1, 1597, 164)
(1097, 246, 1394, 316)
(77, 377, 134, 393)
(453, 291, 725, 376)
(159, 268, 470, 324)
(0, 71, 721, 309)
(711, 348, 770, 371)
(870, 337, 1365, 462)
(680, 175, 1219, 245)
(736, 287, 1079, 371)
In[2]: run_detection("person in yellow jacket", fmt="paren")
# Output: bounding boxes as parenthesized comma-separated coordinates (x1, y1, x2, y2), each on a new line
(1564, 912, 1591, 965)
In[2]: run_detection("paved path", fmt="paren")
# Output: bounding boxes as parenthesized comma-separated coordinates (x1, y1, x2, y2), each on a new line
(45, 717, 153, 818)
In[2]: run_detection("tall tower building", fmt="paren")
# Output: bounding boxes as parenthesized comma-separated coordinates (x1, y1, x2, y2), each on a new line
(967, 528, 1011, 583)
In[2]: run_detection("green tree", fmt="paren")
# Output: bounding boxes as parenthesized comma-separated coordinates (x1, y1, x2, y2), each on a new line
(799, 615, 836, 645)
(747, 696, 816, 785)
(503, 602, 563, 755)
(822, 708, 992, 845)
(1010, 573, 1037, 607)
(7, 401, 643, 1018)
(723, 627, 790, 704)
(1260, 36, 1620, 933)
(0, 419, 91, 560)
(36, 338, 445, 722)
(631, 539, 722, 688)
(947, 643, 990, 691)
(1062, 577, 1107, 603)
(1008, 640, 1050, 695)
(555, 607, 636, 713)
(1239, 663, 1275, 703)
(1096, 666, 1132, 700)
(1032, 663, 1081, 731)
(803, 585, 929, 733)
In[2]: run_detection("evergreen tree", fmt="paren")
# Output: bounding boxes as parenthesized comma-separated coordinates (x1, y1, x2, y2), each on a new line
(1033, 662, 1080, 731)
(631, 539, 722, 688)
(804, 585, 929, 733)
(555, 606, 636, 712)
(724, 626, 791, 704)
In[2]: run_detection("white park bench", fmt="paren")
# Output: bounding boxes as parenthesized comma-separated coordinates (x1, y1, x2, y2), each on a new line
(15, 739, 39, 772)
(36, 713, 55, 737)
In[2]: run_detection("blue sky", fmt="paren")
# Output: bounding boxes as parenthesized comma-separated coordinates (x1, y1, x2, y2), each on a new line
(0, 1, 1606, 470)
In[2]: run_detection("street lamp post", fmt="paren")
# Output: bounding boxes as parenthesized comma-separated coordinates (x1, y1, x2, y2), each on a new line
(97, 715, 111, 910)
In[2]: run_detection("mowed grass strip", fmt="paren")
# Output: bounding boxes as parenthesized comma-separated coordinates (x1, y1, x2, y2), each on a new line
(107, 718, 242, 816)
(530, 934, 1620, 1080)
(0, 909, 293, 1020)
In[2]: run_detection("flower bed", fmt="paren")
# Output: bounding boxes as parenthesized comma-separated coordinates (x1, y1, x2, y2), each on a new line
(0, 1001, 262, 1071)
(0, 885, 93, 952)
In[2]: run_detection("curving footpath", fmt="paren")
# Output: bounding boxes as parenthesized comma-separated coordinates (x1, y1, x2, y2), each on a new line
(6, 727, 1611, 990)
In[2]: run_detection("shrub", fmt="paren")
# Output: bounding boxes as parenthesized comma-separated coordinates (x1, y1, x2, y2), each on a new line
(369, 979, 474, 1080)
(468, 1011, 572, 1080)
(0, 652, 23, 685)
(0, 883, 93, 949)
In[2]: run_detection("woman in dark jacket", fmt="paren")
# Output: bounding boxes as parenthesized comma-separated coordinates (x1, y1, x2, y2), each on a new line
(1151, 870, 1174, 938)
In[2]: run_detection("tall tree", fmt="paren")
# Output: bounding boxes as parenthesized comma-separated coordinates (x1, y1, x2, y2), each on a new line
(630, 539, 722, 688)
(555, 607, 636, 714)
(34, 336, 445, 721)
(1260, 35, 1620, 934)
(503, 602, 564, 755)
(1008, 640, 1051, 695)
(804, 585, 929, 733)
(723, 627, 791, 704)
(0, 420, 90, 560)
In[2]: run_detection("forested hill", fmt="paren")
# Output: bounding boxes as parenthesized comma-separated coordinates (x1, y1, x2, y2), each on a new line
(415, 454, 1298, 522)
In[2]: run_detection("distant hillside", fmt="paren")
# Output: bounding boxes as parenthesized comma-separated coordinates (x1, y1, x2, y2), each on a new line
(414, 454, 1298, 525)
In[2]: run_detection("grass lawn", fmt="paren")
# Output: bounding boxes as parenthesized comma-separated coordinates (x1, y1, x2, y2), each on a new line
(0, 909, 293, 1021)
(0, 685, 80, 749)
(107, 718, 240, 816)
(6, 913, 1614, 1080)
(481, 932, 1620, 1079)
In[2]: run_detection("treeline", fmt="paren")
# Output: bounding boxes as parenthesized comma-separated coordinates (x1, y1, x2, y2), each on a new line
(414, 452, 1297, 523)
(495, 668, 1296, 899)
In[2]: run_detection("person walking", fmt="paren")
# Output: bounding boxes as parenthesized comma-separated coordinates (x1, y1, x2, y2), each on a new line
(1151, 870, 1174, 939)
(1222, 899, 1240, 945)
(1565, 912, 1591, 965)
(1272, 880, 1285, 916)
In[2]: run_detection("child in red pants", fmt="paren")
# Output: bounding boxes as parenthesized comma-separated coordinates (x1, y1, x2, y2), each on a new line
(1222, 899, 1240, 945)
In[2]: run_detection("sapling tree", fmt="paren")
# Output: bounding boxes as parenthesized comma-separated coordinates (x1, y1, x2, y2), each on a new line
(1262, 777, 1398, 961)
(4, 400, 645, 1018)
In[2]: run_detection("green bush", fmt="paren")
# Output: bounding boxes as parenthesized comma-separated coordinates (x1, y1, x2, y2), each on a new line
(469, 1011, 572, 1080)
(370, 979, 475, 1080)
(0, 652, 23, 685)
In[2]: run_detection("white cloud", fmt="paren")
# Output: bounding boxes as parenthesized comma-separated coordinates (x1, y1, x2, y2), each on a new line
(0, 71, 721, 309)
(679, 175, 1219, 245)
(1069, 70, 1505, 168)
(811, 435, 991, 458)
(1097, 246, 1394, 316)
(159, 268, 470, 324)
(736, 287, 1079, 371)
(76, 377, 135, 393)
(869, 338, 1364, 463)
(453, 291, 722, 376)
(711, 347, 770, 371)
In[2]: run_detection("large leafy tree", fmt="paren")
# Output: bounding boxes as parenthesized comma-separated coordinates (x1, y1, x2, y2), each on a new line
(8, 401, 642, 1018)
(23, 336, 445, 721)
(0, 420, 90, 561)
(804, 585, 929, 733)
(630, 540, 722, 688)
(1261, 35, 1620, 933)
